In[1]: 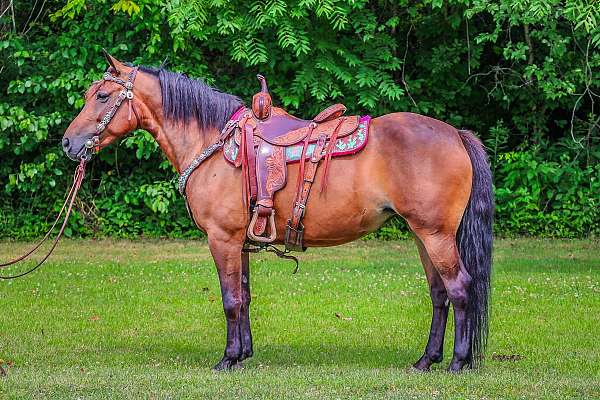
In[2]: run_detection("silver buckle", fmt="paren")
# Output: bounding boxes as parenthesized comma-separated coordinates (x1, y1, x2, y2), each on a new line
(85, 136, 99, 149)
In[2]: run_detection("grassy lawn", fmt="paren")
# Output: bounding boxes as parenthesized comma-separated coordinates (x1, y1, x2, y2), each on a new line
(0, 238, 599, 399)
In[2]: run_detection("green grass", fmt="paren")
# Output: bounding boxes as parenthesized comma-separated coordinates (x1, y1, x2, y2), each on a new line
(1, 239, 599, 399)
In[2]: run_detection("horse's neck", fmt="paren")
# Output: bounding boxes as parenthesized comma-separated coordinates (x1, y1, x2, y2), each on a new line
(136, 74, 226, 174)
(145, 119, 216, 174)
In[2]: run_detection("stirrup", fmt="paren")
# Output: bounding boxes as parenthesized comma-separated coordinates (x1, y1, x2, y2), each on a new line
(247, 208, 277, 243)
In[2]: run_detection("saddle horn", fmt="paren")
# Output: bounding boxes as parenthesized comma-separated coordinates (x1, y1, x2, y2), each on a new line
(102, 48, 120, 75)
(252, 74, 272, 120)
(257, 74, 269, 93)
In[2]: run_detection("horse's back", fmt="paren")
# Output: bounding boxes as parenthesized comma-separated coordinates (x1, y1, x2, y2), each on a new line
(370, 112, 466, 151)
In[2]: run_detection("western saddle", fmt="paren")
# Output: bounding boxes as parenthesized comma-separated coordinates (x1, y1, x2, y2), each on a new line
(234, 75, 364, 251)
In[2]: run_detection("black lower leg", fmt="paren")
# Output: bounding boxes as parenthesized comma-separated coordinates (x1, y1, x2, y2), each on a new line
(238, 251, 253, 361)
(446, 267, 473, 372)
(414, 283, 450, 371)
(213, 289, 243, 370)
(413, 238, 450, 371)
(213, 264, 244, 371)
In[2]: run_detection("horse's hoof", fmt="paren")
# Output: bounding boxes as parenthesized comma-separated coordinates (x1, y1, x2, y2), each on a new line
(447, 358, 470, 373)
(212, 357, 240, 372)
(412, 354, 439, 372)
(239, 349, 253, 361)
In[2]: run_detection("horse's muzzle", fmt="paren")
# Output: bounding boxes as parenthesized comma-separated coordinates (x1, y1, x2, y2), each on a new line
(62, 134, 95, 162)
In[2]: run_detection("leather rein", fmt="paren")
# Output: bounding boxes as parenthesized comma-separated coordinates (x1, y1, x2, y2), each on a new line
(0, 69, 139, 279)
(0, 159, 86, 279)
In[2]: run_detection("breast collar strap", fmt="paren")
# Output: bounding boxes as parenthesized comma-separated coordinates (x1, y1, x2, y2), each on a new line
(178, 107, 246, 198)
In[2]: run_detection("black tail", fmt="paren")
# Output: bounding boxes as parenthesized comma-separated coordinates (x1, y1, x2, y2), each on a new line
(457, 130, 494, 367)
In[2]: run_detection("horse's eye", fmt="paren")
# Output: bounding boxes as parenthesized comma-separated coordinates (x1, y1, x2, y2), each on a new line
(96, 91, 110, 102)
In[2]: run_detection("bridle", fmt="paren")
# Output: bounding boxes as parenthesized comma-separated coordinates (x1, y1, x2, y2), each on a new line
(0, 68, 139, 279)
(82, 67, 140, 158)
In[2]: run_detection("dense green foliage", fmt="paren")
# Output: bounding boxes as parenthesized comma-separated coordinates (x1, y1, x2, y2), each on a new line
(1, 0, 599, 238)
(1, 239, 599, 398)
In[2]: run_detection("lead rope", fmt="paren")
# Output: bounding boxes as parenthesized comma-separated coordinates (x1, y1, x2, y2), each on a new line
(0, 158, 87, 279)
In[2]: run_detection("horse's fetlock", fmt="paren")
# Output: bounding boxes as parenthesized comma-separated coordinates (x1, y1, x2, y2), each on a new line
(225, 348, 241, 360)
(425, 349, 442, 362)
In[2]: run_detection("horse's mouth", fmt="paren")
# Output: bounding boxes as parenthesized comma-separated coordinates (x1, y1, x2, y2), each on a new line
(63, 145, 93, 162)
(75, 146, 94, 162)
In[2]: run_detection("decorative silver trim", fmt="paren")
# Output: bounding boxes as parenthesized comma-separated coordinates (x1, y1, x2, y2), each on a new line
(177, 118, 241, 197)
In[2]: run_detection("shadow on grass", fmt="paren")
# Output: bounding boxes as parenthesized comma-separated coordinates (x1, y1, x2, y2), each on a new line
(109, 338, 419, 369)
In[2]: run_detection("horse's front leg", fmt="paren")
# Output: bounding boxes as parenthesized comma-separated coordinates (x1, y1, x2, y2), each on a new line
(209, 235, 245, 371)
(238, 251, 253, 361)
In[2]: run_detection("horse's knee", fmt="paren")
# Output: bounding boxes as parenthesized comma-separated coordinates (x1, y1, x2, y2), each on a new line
(222, 295, 242, 320)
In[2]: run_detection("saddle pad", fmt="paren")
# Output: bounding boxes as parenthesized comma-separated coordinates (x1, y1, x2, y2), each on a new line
(223, 115, 371, 165)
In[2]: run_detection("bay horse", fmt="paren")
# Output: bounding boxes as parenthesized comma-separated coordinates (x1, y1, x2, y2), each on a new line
(61, 53, 493, 372)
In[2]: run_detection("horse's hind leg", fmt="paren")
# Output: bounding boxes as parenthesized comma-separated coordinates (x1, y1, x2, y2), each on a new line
(413, 229, 473, 372)
(238, 251, 253, 361)
(412, 238, 450, 371)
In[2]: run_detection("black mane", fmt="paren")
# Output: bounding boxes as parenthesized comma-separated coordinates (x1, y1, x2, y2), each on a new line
(139, 65, 243, 131)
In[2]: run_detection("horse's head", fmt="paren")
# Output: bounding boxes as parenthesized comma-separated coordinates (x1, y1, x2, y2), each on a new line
(62, 51, 141, 161)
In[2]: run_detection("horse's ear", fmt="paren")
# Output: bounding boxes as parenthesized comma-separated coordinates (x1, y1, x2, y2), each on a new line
(102, 48, 123, 75)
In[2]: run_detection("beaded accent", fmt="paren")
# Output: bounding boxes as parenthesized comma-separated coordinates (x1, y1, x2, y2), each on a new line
(177, 116, 241, 197)
(178, 141, 223, 196)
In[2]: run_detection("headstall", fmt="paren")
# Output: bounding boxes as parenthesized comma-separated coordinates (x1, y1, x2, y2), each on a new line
(0, 67, 139, 279)
(84, 68, 139, 154)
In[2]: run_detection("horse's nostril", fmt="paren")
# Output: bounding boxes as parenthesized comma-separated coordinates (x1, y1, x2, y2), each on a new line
(62, 138, 70, 149)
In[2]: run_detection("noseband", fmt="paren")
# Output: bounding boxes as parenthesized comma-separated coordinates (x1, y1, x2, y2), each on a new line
(85, 67, 140, 153)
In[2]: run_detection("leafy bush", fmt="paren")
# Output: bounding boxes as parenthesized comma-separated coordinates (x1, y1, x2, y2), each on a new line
(1, 0, 598, 239)
(494, 147, 600, 237)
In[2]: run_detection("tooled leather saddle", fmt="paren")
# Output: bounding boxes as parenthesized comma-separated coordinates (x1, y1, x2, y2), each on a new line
(224, 75, 371, 251)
